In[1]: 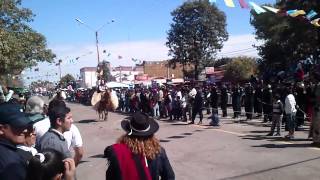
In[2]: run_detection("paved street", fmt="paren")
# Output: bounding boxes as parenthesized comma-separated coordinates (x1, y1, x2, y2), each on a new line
(66, 102, 320, 180)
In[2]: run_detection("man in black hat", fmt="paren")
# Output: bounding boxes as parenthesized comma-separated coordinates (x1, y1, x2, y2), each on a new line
(104, 112, 175, 180)
(0, 102, 33, 180)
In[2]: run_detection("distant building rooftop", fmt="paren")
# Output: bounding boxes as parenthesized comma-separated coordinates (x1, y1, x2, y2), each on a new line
(112, 66, 144, 71)
(80, 67, 97, 72)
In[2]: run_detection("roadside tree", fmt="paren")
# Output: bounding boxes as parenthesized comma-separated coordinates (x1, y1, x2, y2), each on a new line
(166, 0, 228, 80)
(0, 0, 55, 81)
(250, 0, 320, 73)
(223, 56, 258, 82)
(60, 74, 75, 88)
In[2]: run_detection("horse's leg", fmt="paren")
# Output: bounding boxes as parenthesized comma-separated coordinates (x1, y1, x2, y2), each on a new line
(97, 110, 100, 120)
(101, 110, 105, 121)
(104, 110, 108, 121)
(99, 110, 103, 121)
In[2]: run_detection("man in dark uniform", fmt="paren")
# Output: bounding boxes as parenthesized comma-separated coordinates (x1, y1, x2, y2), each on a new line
(189, 87, 204, 124)
(262, 84, 273, 122)
(232, 84, 242, 118)
(0, 102, 32, 180)
(204, 87, 211, 114)
(254, 83, 263, 118)
(220, 85, 228, 117)
(210, 85, 219, 115)
(244, 83, 254, 120)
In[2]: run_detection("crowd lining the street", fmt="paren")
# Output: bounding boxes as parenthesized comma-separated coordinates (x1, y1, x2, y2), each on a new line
(0, 63, 320, 180)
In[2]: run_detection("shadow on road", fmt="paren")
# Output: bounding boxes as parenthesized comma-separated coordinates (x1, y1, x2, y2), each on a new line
(181, 132, 193, 135)
(78, 160, 89, 165)
(160, 139, 171, 143)
(219, 155, 320, 180)
(78, 119, 98, 123)
(252, 143, 312, 148)
(193, 129, 204, 132)
(167, 135, 186, 139)
(89, 154, 105, 158)
(170, 123, 189, 126)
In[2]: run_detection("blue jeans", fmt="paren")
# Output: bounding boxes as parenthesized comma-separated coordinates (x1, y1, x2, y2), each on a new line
(153, 103, 159, 118)
(286, 112, 296, 133)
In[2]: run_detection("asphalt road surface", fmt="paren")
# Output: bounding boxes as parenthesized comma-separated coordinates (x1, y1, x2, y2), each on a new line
(65, 102, 320, 180)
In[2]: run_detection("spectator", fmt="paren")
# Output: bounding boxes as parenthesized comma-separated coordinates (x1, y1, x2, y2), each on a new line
(64, 124, 84, 166)
(104, 112, 175, 180)
(34, 99, 84, 166)
(36, 101, 73, 159)
(284, 87, 297, 139)
(26, 149, 75, 180)
(0, 102, 32, 180)
(267, 94, 284, 136)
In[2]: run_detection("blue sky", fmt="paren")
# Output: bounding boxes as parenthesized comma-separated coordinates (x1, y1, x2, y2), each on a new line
(21, 0, 275, 84)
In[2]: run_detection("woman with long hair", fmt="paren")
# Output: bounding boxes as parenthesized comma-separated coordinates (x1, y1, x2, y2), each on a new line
(104, 112, 175, 180)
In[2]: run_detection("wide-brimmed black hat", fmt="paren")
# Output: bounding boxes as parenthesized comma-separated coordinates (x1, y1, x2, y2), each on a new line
(121, 112, 159, 137)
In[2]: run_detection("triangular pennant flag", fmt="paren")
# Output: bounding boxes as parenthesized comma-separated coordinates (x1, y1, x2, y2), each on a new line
(224, 0, 235, 7)
(288, 10, 306, 17)
(306, 10, 317, 20)
(286, 9, 297, 16)
(238, 0, 249, 9)
(262, 6, 279, 13)
(311, 18, 320, 27)
(118, 55, 123, 59)
(249, 2, 266, 14)
(107, 53, 111, 57)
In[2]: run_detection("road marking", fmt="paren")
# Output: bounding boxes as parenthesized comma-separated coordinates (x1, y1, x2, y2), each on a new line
(211, 129, 247, 136)
(193, 124, 246, 136)
(193, 124, 320, 151)
(277, 141, 293, 145)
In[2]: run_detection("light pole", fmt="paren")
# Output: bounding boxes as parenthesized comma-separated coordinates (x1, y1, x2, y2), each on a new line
(75, 18, 115, 66)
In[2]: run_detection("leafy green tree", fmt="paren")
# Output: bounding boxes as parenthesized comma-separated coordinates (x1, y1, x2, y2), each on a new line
(100, 60, 112, 82)
(60, 74, 75, 88)
(0, 0, 55, 78)
(30, 80, 54, 91)
(250, 0, 320, 73)
(166, 0, 228, 80)
(213, 57, 232, 67)
(223, 56, 258, 82)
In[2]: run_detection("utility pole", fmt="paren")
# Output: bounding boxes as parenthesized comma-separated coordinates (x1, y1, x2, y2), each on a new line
(119, 66, 122, 82)
(58, 59, 62, 81)
(95, 31, 100, 64)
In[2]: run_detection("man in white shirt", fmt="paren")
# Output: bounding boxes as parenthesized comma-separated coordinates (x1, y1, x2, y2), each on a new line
(64, 124, 84, 166)
(284, 87, 297, 139)
(33, 99, 84, 166)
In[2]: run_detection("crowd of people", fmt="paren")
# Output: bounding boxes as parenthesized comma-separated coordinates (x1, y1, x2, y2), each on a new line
(1, 64, 320, 179)
(0, 85, 175, 180)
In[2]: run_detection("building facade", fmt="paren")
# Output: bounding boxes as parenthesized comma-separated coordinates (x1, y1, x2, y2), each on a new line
(111, 65, 144, 84)
(80, 67, 97, 88)
(143, 60, 194, 79)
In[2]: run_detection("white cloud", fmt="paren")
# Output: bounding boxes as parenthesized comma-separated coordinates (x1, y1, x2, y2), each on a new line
(24, 34, 261, 84)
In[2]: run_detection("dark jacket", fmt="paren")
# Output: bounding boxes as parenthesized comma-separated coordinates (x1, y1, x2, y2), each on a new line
(0, 139, 27, 180)
(193, 91, 203, 109)
(104, 143, 175, 180)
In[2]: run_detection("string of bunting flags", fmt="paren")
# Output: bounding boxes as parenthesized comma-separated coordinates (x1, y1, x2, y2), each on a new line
(209, 0, 320, 27)
(32, 51, 143, 72)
